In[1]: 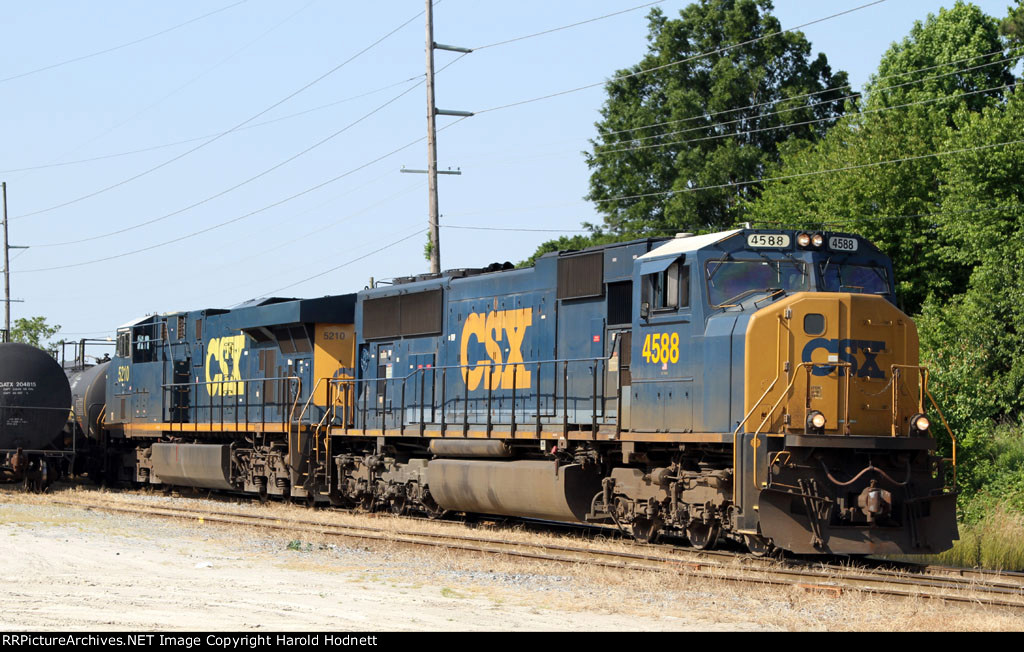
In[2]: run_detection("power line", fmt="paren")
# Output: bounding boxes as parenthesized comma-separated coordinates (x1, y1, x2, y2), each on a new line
(473, 0, 888, 115)
(11, 1, 319, 183)
(472, 1, 666, 50)
(261, 228, 426, 296)
(593, 82, 1017, 158)
(592, 136, 1024, 205)
(0, 1, 249, 84)
(593, 51, 1023, 151)
(597, 45, 1022, 142)
(30, 78, 425, 248)
(442, 224, 591, 233)
(0, 75, 425, 175)
(12, 7, 426, 220)
(15, 116, 471, 273)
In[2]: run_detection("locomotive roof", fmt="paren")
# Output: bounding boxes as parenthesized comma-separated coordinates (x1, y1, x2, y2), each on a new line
(636, 229, 743, 261)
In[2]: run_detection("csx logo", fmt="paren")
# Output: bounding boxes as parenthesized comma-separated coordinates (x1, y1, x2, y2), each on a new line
(460, 308, 532, 391)
(801, 338, 886, 379)
(206, 335, 246, 396)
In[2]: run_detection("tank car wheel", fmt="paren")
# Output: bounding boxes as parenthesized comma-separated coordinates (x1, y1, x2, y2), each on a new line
(631, 517, 661, 544)
(686, 522, 719, 550)
(744, 534, 774, 557)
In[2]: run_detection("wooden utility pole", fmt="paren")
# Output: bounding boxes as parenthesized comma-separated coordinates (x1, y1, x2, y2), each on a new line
(425, 0, 441, 274)
(422, 0, 472, 274)
(2, 182, 9, 340)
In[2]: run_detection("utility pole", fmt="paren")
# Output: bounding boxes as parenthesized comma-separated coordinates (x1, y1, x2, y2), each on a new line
(1, 182, 27, 343)
(2, 182, 10, 340)
(421, 0, 472, 274)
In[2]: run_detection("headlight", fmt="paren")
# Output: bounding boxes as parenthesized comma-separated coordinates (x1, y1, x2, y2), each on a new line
(797, 233, 811, 247)
(811, 233, 824, 248)
(806, 410, 826, 434)
(910, 413, 930, 434)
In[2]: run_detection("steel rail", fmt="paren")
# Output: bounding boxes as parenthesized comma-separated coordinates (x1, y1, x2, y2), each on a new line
(27, 494, 1024, 610)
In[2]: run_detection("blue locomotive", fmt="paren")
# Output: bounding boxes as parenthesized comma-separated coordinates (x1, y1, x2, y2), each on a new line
(93, 228, 958, 555)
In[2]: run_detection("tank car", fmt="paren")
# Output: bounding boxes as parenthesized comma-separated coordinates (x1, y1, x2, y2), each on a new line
(95, 228, 959, 556)
(0, 342, 72, 488)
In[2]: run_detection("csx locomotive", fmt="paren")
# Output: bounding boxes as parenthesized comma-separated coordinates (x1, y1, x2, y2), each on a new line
(41, 228, 961, 555)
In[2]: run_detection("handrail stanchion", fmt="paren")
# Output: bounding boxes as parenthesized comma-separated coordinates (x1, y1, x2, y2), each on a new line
(440, 368, 447, 437)
(486, 362, 493, 438)
(419, 368, 426, 436)
(591, 362, 598, 437)
(536, 361, 542, 441)
(463, 367, 469, 437)
(562, 360, 569, 439)
(511, 363, 518, 439)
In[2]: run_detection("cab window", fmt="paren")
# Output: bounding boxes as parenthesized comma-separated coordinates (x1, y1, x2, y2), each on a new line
(644, 263, 690, 312)
(706, 259, 808, 307)
(819, 263, 889, 294)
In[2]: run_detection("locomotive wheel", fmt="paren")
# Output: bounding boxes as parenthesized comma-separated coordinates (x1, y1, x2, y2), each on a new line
(257, 485, 269, 505)
(631, 517, 661, 544)
(744, 534, 774, 557)
(686, 522, 719, 550)
(389, 496, 407, 515)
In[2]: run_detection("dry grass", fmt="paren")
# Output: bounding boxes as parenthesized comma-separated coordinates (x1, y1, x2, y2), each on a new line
(3, 484, 1024, 630)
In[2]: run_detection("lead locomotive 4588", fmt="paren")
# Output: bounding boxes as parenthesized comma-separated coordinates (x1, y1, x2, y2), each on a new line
(38, 229, 960, 555)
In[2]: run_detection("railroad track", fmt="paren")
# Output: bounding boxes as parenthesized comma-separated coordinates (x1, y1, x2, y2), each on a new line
(11, 489, 1023, 610)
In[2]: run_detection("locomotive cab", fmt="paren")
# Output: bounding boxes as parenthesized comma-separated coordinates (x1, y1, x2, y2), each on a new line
(627, 229, 957, 554)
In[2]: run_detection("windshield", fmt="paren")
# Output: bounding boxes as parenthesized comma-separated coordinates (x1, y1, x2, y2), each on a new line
(706, 259, 808, 307)
(819, 263, 889, 294)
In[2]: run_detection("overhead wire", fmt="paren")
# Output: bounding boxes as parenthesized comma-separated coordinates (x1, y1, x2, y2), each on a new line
(15, 116, 471, 273)
(11, 1, 319, 182)
(593, 82, 1018, 158)
(0, 75, 424, 175)
(472, 0, 889, 116)
(29, 77, 426, 247)
(0, 1, 249, 84)
(596, 45, 1023, 141)
(12, 6, 427, 220)
(590, 136, 1024, 205)
(472, 1, 666, 50)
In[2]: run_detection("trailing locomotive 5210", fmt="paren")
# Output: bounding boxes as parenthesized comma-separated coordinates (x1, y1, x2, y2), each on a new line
(98, 228, 958, 555)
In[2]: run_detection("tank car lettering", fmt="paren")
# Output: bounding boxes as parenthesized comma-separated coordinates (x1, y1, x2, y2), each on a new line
(802, 338, 886, 379)
(460, 308, 532, 391)
(205, 335, 246, 396)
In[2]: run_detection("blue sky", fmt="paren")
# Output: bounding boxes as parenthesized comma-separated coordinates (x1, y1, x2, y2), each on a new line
(0, 0, 1016, 342)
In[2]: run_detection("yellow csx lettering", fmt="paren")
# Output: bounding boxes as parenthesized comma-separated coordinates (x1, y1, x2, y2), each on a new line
(205, 335, 246, 396)
(460, 308, 532, 391)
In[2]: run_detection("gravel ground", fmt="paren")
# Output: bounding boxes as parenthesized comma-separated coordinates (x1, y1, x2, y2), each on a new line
(1, 487, 1021, 631)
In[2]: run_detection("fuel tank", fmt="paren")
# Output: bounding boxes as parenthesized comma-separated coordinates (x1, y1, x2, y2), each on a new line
(0, 343, 72, 450)
(426, 459, 601, 522)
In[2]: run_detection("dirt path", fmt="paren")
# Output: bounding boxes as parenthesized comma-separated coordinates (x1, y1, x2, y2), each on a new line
(0, 490, 1020, 631)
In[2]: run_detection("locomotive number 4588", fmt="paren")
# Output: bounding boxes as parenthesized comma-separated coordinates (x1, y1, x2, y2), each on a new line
(641, 332, 680, 364)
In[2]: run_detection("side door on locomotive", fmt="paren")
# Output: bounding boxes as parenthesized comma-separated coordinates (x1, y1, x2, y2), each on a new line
(630, 249, 695, 433)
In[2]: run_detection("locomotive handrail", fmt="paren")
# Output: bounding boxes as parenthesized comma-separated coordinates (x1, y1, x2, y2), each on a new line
(159, 375, 300, 436)
(889, 363, 957, 490)
(326, 352, 615, 438)
(733, 361, 853, 494)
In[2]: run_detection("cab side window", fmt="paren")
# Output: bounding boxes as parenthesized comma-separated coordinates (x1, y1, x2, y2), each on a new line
(644, 262, 690, 312)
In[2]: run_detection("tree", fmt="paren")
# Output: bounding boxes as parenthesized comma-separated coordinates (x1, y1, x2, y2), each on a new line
(747, 1, 1014, 313)
(585, 0, 848, 238)
(10, 316, 61, 349)
(1001, 0, 1024, 42)
(917, 84, 1024, 429)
